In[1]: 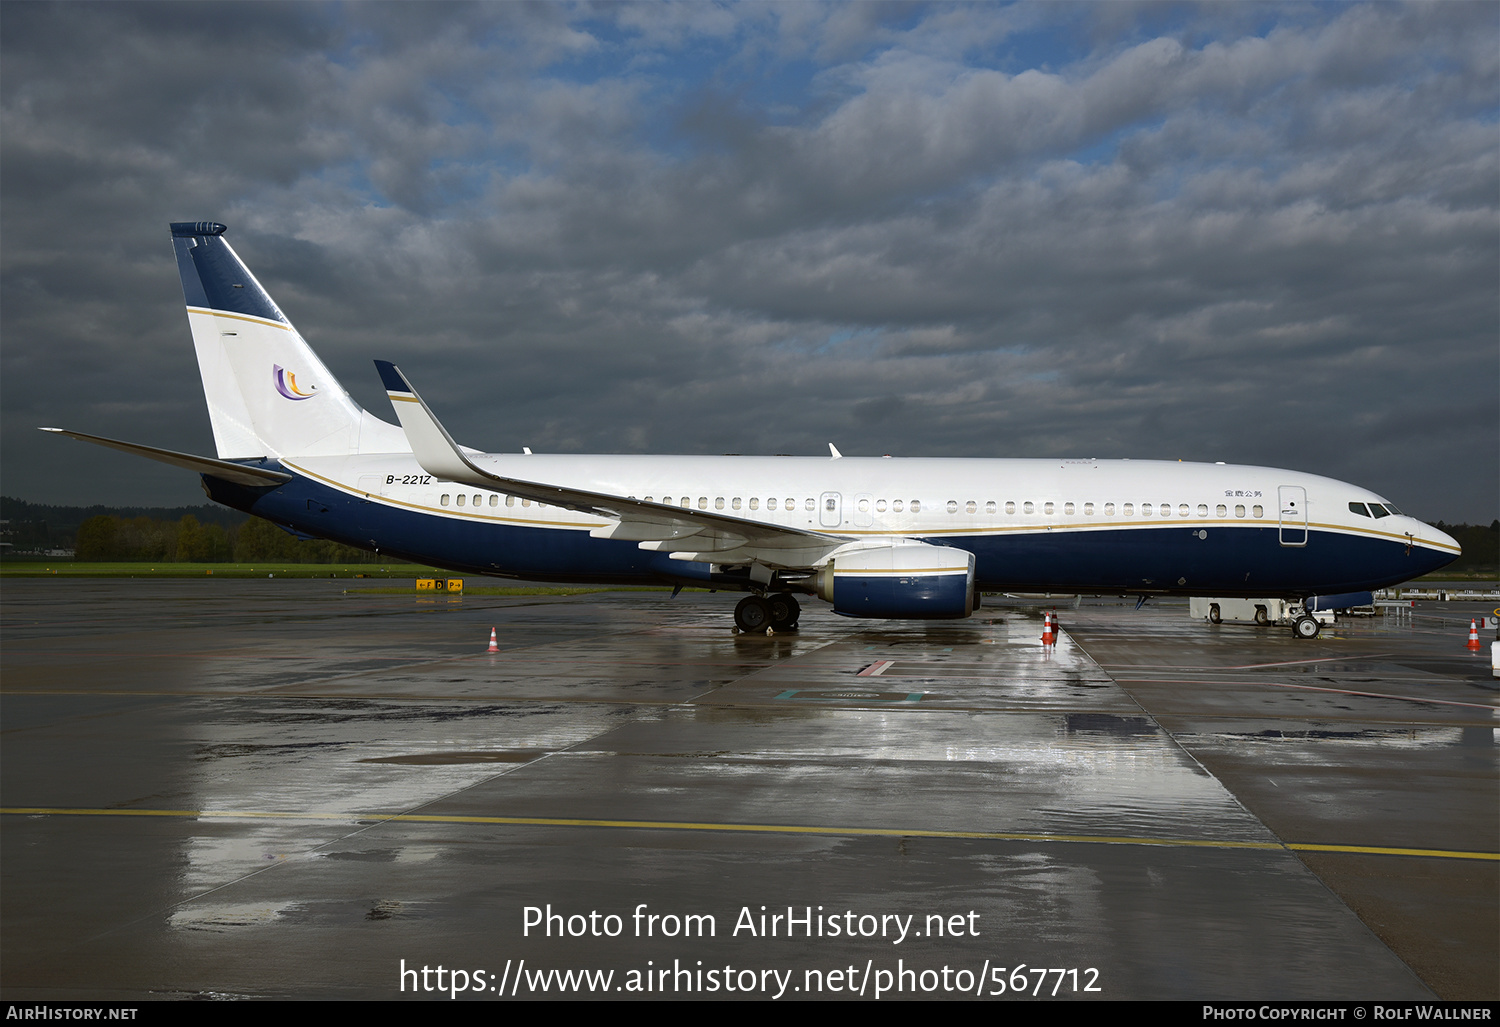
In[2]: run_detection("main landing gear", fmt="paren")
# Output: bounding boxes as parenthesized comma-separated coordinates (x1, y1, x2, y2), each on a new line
(734, 593, 800, 634)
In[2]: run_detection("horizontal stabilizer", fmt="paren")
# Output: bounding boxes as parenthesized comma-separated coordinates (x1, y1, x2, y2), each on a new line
(39, 428, 292, 487)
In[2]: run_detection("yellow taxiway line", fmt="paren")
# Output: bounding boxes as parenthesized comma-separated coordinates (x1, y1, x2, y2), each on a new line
(4, 807, 1495, 862)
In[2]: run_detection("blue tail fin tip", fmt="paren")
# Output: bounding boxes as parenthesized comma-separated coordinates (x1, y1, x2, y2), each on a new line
(374, 360, 412, 393)
(170, 222, 285, 323)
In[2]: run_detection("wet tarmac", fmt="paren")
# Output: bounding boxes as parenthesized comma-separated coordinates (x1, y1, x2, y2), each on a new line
(2, 580, 1495, 1000)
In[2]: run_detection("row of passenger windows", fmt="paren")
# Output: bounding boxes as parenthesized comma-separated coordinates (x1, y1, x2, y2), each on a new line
(436, 494, 898, 512)
(940, 500, 1267, 518)
(435, 491, 1267, 519)
(442, 493, 504, 507)
(646, 496, 833, 512)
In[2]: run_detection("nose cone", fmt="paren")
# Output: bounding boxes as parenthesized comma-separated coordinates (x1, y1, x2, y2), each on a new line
(1411, 521, 1461, 577)
(1428, 523, 1461, 552)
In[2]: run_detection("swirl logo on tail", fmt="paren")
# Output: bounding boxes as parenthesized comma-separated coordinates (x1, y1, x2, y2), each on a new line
(273, 364, 318, 400)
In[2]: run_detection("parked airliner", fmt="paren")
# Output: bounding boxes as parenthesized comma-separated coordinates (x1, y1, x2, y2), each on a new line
(44, 222, 1459, 637)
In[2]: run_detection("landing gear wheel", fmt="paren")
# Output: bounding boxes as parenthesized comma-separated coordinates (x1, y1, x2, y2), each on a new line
(767, 593, 801, 632)
(1254, 605, 1270, 626)
(1292, 614, 1320, 639)
(1208, 603, 1222, 624)
(734, 595, 773, 634)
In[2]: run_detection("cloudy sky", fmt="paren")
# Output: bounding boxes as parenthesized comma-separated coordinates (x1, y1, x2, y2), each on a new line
(3, 2, 1496, 521)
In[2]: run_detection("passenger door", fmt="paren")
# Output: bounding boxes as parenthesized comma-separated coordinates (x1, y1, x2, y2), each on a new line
(819, 491, 843, 528)
(1278, 485, 1307, 546)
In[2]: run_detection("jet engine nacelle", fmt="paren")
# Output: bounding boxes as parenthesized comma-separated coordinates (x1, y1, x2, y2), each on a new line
(806, 541, 975, 619)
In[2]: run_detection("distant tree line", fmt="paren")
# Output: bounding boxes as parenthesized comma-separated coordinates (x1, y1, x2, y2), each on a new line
(72, 513, 384, 564)
(2, 497, 390, 563)
(1427, 521, 1498, 576)
(1, 497, 246, 554)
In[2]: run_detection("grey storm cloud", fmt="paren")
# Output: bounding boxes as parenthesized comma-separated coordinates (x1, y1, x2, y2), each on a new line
(1, 1, 1496, 522)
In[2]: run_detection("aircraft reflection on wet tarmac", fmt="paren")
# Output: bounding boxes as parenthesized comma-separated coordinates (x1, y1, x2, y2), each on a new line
(1, 579, 1494, 1000)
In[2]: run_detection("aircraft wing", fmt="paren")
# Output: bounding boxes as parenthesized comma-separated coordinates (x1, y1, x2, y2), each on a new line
(39, 428, 293, 487)
(374, 361, 847, 568)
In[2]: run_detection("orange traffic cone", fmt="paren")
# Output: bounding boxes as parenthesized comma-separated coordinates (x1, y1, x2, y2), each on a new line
(1467, 620, 1482, 651)
(1042, 611, 1055, 646)
(487, 628, 499, 653)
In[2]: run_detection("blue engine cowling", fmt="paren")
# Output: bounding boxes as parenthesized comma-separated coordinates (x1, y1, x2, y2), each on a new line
(807, 542, 975, 619)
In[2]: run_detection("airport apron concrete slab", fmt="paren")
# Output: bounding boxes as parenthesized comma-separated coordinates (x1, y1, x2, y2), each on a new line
(4, 579, 1476, 999)
(1062, 602, 1499, 1000)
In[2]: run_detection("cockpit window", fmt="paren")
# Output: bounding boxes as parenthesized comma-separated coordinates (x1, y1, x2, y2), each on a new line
(1349, 502, 1369, 517)
(1383, 503, 1402, 515)
(1368, 504, 1390, 518)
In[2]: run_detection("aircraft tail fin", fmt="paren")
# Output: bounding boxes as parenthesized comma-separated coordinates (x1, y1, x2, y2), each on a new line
(169, 222, 404, 460)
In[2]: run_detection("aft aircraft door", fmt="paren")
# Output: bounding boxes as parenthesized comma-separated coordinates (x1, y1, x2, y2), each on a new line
(1278, 485, 1307, 547)
(820, 492, 842, 528)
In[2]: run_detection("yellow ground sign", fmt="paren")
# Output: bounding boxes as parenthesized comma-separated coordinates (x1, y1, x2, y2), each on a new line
(416, 578, 464, 592)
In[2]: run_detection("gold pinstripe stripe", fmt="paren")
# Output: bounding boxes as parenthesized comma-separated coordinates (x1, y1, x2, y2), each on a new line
(185, 307, 291, 331)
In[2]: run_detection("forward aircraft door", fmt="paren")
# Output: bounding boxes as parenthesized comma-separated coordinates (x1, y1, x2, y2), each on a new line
(1278, 485, 1307, 546)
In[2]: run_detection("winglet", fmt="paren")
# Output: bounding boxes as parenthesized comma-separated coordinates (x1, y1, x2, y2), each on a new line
(829, 443, 843, 460)
(374, 359, 413, 396)
(375, 360, 487, 485)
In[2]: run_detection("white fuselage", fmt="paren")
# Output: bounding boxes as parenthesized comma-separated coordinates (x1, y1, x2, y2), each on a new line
(286, 451, 1446, 558)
